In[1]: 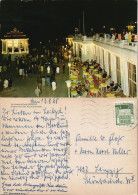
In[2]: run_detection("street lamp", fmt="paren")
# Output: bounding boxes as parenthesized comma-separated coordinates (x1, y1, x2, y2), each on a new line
(65, 80, 71, 98)
(68, 62, 71, 76)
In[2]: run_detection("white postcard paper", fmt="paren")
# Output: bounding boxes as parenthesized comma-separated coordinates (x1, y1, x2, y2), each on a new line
(0, 98, 137, 195)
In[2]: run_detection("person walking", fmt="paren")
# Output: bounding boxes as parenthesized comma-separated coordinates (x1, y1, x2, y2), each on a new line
(41, 65, 44, 73)
(125, 31, 128, 40)
(46, 75, 51, 87)
(111, 33, 115, 40)
(35, 85, 41, 97)
(19, 68, 23, 77)
(56, 66, 60, 74)
(128, 32, 132, 42)
(42, 76, 46, 87)
(52, 80, 56, 94)
(3, 78, 8, 89)
(47, 66, 50, 74)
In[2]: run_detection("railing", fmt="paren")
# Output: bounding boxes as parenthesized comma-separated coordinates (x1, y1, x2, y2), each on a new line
(73, 36, 137, 52)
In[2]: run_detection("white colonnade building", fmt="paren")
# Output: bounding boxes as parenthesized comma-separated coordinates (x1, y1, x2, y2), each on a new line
(66, 35, 73, 46)
(1, 28, 29, 61)
(73, 35, 137, 97)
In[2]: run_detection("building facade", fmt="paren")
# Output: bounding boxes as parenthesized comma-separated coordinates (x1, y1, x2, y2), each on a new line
(1, 28, 29, 61)
(73, 35, 137, 97)
(66, 35, 73, 46)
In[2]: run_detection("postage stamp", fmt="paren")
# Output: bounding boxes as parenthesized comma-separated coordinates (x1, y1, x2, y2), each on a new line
(115, 102, 135, 126)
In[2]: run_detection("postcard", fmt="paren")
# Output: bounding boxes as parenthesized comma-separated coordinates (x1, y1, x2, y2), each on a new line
(0, 0, 137, 194)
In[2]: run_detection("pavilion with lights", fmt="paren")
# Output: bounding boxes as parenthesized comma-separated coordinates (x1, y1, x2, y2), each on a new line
(1, 28, 29, 61)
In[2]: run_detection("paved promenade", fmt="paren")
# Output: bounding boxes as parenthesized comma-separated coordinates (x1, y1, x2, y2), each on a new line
(0, 61, 69, 98)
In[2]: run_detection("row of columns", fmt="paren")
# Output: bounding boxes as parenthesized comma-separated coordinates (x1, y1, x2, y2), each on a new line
(93, 45, 129, 96)
(73, 43, 82, 56)
(120, 59, 129, 96)
(2, 39, 29, 54)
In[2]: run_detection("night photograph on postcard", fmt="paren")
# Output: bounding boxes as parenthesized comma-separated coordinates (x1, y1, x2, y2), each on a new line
(0, 1, 138, 194)
(0, 0, 137, 97)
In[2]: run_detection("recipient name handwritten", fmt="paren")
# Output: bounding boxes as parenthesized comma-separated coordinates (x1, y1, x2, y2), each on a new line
(75, 133, 135, 185)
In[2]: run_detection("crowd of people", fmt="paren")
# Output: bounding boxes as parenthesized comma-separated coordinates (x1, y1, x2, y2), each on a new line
(92, 31, 137, 42)
(68, 55, 124, 98)
(0, 42, 126, 98)
(76, 30, 137, 43)
(0, 31, 132, 97)
(0, 44, 67, 96)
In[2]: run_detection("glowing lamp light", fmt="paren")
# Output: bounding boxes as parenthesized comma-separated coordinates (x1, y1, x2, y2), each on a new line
(65, 80, 71, 88)
(128, 25, 134, 32)
(110, 28, 115, 31)
(68, 63, 71, 67)
(65, 80, 71, 97)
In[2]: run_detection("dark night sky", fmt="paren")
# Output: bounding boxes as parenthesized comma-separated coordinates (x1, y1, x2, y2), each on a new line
(0, 0, 137, 46)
